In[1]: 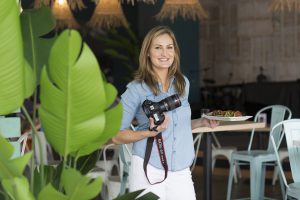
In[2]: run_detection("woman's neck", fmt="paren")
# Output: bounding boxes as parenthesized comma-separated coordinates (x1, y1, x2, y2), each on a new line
(155, 69, 169, 92)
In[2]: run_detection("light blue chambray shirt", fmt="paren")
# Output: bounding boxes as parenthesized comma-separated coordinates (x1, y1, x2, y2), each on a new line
(120, 76, 195, 171)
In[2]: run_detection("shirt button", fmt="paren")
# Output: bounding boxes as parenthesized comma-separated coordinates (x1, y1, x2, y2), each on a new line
(174, 123, 177, 126)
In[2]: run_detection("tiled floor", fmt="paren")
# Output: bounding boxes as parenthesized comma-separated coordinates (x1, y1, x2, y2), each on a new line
(192, 166, 283, 200)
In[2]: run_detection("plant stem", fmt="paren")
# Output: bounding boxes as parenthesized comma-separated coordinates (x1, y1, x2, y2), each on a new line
(21, 105, 45, 191)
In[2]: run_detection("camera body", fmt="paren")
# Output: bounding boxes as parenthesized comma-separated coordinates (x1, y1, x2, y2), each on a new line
(142, 94, 181, 125)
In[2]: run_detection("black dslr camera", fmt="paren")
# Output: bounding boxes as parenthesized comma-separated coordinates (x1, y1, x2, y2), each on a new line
(142, 94, 181, 125)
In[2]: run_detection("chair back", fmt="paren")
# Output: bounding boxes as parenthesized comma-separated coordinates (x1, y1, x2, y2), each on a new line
(270, 119, 300, 187)
(119, 124, 134, 195)
(248, 105, 292, 152)
(0, 110, 21, 158)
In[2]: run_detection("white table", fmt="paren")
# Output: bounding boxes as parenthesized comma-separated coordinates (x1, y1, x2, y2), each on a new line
(192, 121, 266, 200)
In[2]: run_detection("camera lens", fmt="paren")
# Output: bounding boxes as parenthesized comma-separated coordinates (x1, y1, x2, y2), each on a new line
(162, 94, 181, 111)
(142, 94, 182, 125)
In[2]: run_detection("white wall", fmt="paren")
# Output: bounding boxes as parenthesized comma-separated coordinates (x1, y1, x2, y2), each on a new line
(200, 0, 300, 86)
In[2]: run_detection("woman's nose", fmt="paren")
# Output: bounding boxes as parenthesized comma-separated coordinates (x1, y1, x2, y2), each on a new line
(161, 48, 167, 56)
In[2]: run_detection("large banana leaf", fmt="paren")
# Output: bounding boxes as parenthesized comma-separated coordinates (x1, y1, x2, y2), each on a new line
(0, 0, 29, 115)
(21, 5, 56, 84)
(38, 168, 102, 200)
(39, 30, 122, 158)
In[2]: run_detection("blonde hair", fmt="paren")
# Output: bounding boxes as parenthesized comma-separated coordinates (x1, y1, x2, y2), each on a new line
(134, 26, 185, 96)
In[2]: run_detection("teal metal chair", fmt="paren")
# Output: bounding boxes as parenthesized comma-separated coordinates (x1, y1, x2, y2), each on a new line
(226, 105, 292, 200)
(270, 119, 300, 200)
(0, 113, 21, 158)
(119, 143, 132, 195)
(192, 132, 240, 183)
(119, 124, 135, 195)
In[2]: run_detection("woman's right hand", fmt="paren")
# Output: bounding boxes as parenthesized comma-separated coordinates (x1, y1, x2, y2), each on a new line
(148, 113, 169, 137)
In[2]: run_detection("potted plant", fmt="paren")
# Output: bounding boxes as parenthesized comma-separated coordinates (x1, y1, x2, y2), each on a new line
(95, 27, 140, 82)
(0, 1, 157, 200)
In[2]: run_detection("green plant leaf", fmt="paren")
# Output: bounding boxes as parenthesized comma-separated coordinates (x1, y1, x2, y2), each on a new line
(63, 168, 102, 199)
(24, 59, 36, 98)
(21, 5, 56, 84)
(95, 27, 140, 81)
(33, 165, 58, 197)
(136, 192, 159, 200)
(76, 150, 99, 175)
(0, 136, 32, 179)
(113, 189, 159, 200)
(113, 190, 143, 200)
(104, 82, 118, 108)
(104, 49, 129, 61)
(38, 184, 67, 200)
(38, 168, 102, 200)
(39, 30, 122, 158)
(0, 0, 26, 115)
(100, 102, 123, 143)
(2, 177, 35, 200)
(96, 37, 125, 49)
(75, 102, 122, 157)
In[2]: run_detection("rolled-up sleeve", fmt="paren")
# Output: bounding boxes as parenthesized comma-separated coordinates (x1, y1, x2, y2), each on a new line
(184, 76, 190, 98)
(120, 83, 140, 130)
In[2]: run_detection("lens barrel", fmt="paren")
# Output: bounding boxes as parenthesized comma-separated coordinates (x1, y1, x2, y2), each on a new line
(142, 94, 182, 125)
(160, 94, 181, 112)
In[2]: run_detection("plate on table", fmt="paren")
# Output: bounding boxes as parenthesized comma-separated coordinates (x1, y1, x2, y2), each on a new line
(203, 114, 253, 121)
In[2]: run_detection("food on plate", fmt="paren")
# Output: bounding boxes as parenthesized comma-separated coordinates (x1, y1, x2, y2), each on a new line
(210, 110, 242, 117)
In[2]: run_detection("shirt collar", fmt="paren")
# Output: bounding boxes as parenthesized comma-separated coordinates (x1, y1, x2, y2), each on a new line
(158, 76, 175, 93)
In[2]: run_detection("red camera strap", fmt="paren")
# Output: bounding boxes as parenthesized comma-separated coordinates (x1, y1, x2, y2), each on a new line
(143, 132, 168, 185)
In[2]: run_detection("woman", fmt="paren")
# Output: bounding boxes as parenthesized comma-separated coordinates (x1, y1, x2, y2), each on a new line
(112, 26, 218, 200)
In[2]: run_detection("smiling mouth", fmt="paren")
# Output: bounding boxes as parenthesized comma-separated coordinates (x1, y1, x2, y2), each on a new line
(159, 58, 169, 61)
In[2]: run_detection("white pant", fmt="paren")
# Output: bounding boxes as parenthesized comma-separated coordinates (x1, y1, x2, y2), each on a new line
(129, 155, 196, 200)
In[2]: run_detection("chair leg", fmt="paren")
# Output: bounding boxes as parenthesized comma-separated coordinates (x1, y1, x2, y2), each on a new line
(236, 164, 242, 178)
(284, 192, 288, 200)
(250, 161, 261, 200)
(232, 165, 238, 184)
(212, 158, 216, 171)
(259, 164, 266, 198)
(278, 170, 286, 200)
(250, 161, 265, 199)
(226, 160, 235, 200)
(272, 165, 278, 185)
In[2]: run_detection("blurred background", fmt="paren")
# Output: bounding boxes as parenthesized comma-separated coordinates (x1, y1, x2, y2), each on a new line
(20, 0, 300, 118)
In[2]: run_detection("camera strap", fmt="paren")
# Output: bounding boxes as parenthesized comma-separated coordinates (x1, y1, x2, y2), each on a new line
(143, 130, 168, 185)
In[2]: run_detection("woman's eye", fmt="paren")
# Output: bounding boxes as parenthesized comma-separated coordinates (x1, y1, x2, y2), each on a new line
(154, 46, 161, 49)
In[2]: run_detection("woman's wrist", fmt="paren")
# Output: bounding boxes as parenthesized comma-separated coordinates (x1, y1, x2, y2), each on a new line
(141, 130, 153, 138)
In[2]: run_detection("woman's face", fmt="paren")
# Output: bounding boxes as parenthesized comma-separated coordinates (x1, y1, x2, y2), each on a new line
(149, 33, 175, 71)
